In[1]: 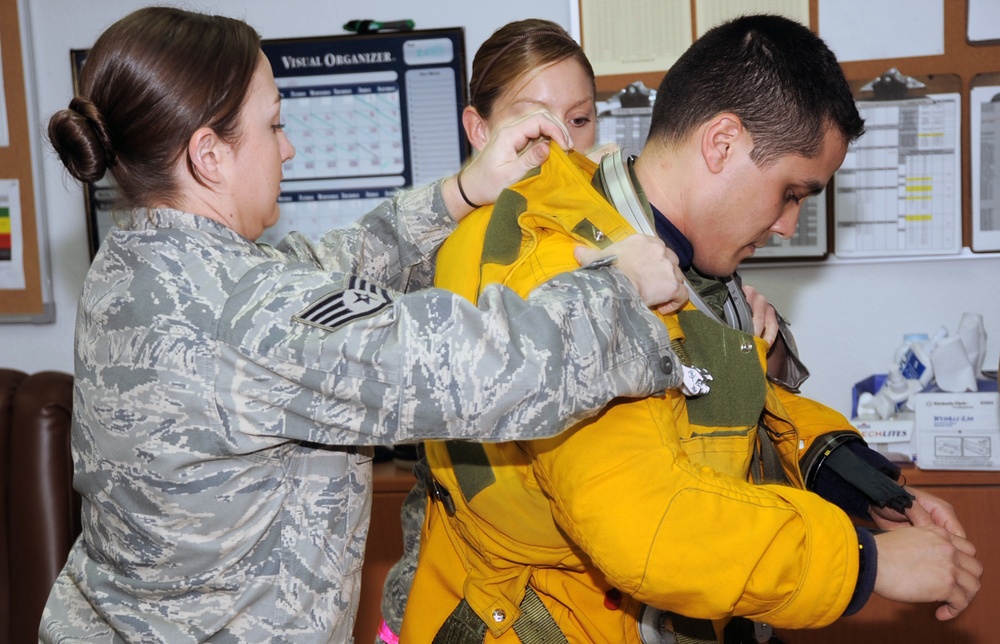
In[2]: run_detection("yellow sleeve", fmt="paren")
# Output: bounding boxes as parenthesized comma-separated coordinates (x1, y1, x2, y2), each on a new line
(771, 386, 863, 458)
(526, 397, 859, 629)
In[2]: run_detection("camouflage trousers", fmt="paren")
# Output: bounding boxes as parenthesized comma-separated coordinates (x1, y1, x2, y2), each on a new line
(376, 469, 427, 643)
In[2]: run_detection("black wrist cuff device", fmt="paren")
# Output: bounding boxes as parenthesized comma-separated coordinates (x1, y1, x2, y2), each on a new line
(801, 432, 914, 513)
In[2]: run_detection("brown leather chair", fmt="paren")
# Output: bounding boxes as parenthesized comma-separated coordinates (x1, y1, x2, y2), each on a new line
(0, 369, 79, 644)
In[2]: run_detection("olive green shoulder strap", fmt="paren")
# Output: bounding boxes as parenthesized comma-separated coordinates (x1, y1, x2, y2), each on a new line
(433, 588, 569, 644)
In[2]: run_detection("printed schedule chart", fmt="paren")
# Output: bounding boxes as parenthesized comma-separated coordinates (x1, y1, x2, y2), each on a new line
(971, 82, 1000, 252)
(833, 94, 962, 258)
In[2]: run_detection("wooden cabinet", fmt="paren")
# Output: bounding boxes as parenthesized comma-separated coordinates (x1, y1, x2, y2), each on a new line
(777, 467, 1000, 644)
(354, 464, 1000, 644)
(353, 461, 415, 644)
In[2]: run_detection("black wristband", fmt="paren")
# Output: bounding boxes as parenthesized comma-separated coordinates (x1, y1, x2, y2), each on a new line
(456, 172, 481, 209)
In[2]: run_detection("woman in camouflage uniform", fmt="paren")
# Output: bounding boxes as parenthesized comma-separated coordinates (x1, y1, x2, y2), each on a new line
(40, 7, 690, 642)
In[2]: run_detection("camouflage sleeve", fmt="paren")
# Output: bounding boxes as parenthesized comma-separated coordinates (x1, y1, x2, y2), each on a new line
(216, 263, 682, 445)
(274, 181, 454, 293)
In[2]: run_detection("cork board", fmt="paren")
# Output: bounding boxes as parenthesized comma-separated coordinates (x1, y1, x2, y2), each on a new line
(0, 0, 50, 321)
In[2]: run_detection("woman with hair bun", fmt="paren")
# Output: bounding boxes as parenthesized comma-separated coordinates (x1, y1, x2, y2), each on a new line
(40, 7, 689, 642)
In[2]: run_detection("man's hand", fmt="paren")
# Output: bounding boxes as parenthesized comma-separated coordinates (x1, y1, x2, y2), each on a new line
(873, 524, 982, 620)
(741, 284, 779, 346)
(871, 486, 968, 538)
(444, 110, 573, 221)
(575, 235, 688, 315)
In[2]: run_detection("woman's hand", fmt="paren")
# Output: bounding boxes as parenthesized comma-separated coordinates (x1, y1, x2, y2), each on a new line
(871, 486, 968, 538)
(576, 235, 688, 315)
(444, 110, 572, 221)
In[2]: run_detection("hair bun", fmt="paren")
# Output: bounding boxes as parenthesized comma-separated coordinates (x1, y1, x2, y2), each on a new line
(69, 97, 117, 166)
(47, 96, 115, 183)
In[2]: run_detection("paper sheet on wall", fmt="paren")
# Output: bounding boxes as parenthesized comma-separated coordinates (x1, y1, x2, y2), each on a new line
(833, 94, 962, 258)
(0, 35, 9, 148)
(819, 0, 943, 63)
(694, 0, 809, 36)
(969, 84, 1000, 251)
(0, 179, 25, 289)
(580, 0, 691, 77)
(578, 0, 812, 85)
(967, 0, 1000, 44)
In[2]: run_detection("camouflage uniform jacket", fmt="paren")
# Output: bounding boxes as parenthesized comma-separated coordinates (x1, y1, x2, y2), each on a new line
(40, 180, 681, 643)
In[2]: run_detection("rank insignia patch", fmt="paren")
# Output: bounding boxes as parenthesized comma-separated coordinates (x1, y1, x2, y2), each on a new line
(295, 276, 393, 331)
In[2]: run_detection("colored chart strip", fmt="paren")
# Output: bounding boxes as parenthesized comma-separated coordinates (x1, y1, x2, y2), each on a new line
(0, 206, 10, 261)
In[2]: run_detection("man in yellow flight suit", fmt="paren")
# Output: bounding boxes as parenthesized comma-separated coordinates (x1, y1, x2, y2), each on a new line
(401, 14, 982, 644)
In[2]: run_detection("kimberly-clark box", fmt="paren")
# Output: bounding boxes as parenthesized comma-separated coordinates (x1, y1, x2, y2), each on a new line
(914, 386, 1000, 470)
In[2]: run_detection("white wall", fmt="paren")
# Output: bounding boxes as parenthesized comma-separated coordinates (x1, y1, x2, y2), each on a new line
(741, 253, 1000, 415)
(4, 0, 999, 419)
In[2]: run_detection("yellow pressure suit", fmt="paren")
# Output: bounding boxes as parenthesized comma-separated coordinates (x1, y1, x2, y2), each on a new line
(401, 147, 863, 643)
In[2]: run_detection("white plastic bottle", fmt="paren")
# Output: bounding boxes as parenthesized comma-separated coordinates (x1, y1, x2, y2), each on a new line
(893, 333, 928, 369)
(898, 327, 948, 388)
(862, 366, 917, 419)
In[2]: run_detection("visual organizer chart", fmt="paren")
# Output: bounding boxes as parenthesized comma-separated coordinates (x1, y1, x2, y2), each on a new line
(261, 30, 469, 246)
(279, 80, 406, 180)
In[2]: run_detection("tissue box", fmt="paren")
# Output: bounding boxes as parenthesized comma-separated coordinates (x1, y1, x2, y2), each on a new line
(851, 374, 917, 462)
(914, 382, 1000, 470)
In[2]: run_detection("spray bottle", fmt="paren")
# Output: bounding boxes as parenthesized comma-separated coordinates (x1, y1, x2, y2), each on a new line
(893, 333, 928, 370)
(898, 327, 948, 389)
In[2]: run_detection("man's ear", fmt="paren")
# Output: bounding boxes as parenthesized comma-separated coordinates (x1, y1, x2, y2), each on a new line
(462, 106, 490, 152)
(187, 126, 227, 185)
(701, 113, 743, 174)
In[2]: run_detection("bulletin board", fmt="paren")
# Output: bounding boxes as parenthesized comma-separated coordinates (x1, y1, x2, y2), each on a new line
(0, 0, 52, 322)
(580, 0, 1000, 254)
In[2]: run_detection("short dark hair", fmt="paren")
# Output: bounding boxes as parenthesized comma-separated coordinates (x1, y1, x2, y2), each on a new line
(47, 7, 261, 210)
(647, 14, 864, 165)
